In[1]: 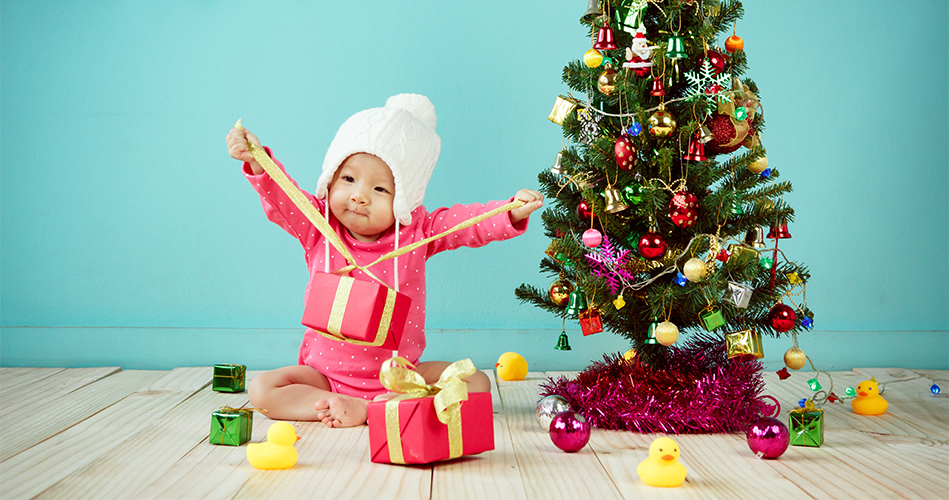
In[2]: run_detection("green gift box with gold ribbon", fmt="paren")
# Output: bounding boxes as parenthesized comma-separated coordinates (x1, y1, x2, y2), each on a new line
(209, 406, 254, 446)
(212, 364, 246, 393)
(789, 404, 824, 447)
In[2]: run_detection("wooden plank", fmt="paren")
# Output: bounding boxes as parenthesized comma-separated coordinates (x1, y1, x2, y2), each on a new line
(498, 377, 624, 500)
(761, 370, 948, 500)
(1, 366, 120, 414)
(0, 368, 208, 500)
(33, 371, 261, 500)
(852, 368, 949, 439)
(0, 367, 66, 395)
(233, 422, 431, 500)
(432, 413, 528, 500)
(0, 368, 153, 462)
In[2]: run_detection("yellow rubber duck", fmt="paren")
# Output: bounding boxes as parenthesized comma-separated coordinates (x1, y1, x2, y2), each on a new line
(637, 437, 687, 487)
(851, 378, 888, 415)
(495, 352, 528, 381)
(247, 422, 300, 470)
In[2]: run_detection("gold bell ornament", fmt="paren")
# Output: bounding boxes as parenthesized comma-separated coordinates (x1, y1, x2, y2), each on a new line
(697, 124, 714, 144)
(744, 227, 766, 248)
(603, 186, 629, 213)
(550, 151, 565, 175)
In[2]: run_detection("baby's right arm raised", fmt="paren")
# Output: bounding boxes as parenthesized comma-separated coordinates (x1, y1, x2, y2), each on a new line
(226, 126, 263, 174)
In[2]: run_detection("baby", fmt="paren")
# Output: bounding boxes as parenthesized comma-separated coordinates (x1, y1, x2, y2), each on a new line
(226, 94, 543, 427)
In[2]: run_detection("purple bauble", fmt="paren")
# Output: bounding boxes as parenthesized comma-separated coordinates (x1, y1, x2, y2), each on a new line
(549, 411, 591, 452)
(746, 417, 790, 459)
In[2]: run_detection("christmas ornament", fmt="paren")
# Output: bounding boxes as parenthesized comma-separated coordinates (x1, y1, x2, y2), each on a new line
(665, 35, 687, 59)
(744, 227, 766, 248)
(597, 66, 619, 96)
(623, 25, 654, 77)
(674, 272, 688, 286)
(582, 228, 603, 247)
(580, 0, 601, 21)
(768, 303, 796, 332)
(580, 307, 604, 336)
(577, 107, 602, 144)
(583, 48, 604, 68)
(725, 34, 744, 52)
(593, 23, 617, 50)
(549, 411, 591, 452)
(716, 249, 730, 262)
(683, 135, 707, 162)
(683, 258, 707, 282)
(644, 319, 660, 344)
(697, 124, 714, 143)
(760, 168, 771, 178)
(705, 112, 749, 155)
(767, 222, 792, 239)
(748, 154, 768, 174)
(613, 294, 626, 310)
(550, 151, 565, 175)
(622, 183, 643, 204)
(696, 49, 726, 75)
(746, 417, 790, 459)
(725, 329, 764, 359)
(536, 395, 571, 429)
(549, 279, 574, 306)
(786, 272, 802, 284)
(852, 378, 888, 415)
(622, 348, 637, 362)
(827, 393, 840, 403)
(647, 108, 676, 138)
(637, 437, 687, 487)
(548, 95, 581, 125)
(585, 236, 635, 294)
(684, 59, 730, 100)
(495, 352, 528, 381)
(784, 346, 807, 370)
(776, 367, 791, 380)
(655, 321, 679, 346)
(555, 331, 572, 350)
(723, 281, 753, 308)
(649, 77, 665, 96)
(699, 307, 726, 331)
(638, 232, 667, 260)
(603, 186, 629, 213)
(734, 106, 748, 120)
(564, 290, 588, 317)
(576, 199, 596, 220)
(789, 402, 824, 447)
(615, 135, 636, 170)
(668, 190, 699, 228)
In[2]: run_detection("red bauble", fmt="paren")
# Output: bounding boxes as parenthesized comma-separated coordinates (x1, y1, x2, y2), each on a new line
(577, 199, 596, 220)
(614, 135, 636, 171)
(695, 49, 726, 74)
(705, 113, 753, 155)
(768, 303, 796, 332)
(638, 232, 667, 260)
(668, 190, 699, 228)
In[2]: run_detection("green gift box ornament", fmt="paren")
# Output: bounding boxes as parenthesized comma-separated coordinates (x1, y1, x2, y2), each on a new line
(789, 400, 824, 447)
(700, 306, 726, 331)
(213, 364, 246, 393)
(209, 406, 256, 446)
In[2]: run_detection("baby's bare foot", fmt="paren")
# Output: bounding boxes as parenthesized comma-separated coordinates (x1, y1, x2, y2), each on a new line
(314, 396, 368, 428)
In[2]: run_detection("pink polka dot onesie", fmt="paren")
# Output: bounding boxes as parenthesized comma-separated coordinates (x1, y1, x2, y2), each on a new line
(244, 149, 528, 400)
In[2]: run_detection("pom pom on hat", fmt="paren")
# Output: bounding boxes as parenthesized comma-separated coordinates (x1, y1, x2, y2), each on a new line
(317, 94, 441, 226)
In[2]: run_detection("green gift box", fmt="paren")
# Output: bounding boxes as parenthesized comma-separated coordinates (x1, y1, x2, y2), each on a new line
(789, 407, 824, 447)
(212, 364, 246, 393)
(700, 307, 726, 331)
(210, 406, 253, 446)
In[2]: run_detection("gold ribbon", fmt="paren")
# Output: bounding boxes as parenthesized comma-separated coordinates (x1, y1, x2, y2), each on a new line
(378, 357, 475, 463)
(716, 79, 760, 148)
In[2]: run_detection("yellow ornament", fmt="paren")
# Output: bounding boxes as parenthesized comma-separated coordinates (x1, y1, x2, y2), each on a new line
(682, 258, 708, 282)
(584, 48, 604, 68)
(655, 321, 679, 346)
(495, 352, 529, 381)
(622, 348, 637, 362)
(549, 279, 574, 306)
(786, 272, 802, 284)
(597, 66, 619, 96)
(647, 108, 676, 138)
(613, 294, 626, 310)
(748, 154, 768, 174)
(784, 346, 807, 370)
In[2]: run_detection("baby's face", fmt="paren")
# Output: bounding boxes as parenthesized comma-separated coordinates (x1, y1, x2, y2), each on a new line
(328, 153, 396, 242)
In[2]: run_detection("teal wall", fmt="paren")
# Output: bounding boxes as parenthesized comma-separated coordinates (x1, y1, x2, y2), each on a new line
(2, 1, 947, 372)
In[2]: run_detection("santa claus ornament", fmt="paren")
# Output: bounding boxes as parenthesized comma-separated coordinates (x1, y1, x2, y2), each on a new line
(623, 25, 655, 77)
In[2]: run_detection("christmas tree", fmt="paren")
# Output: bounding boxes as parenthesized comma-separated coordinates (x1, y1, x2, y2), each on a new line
(516, 0, 814, 433)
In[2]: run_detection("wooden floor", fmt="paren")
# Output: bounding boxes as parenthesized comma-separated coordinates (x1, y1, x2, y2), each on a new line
(0, 366, 946, 500)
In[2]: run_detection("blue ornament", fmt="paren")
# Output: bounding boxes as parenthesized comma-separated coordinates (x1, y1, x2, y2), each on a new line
(798, 398, 807, 408)
(802, 317, 814, 329)
(932, 384, 941, 396)
(627, 123, 642, 137)
(674, 273, 688, 287)
(760, 168, 772, 178)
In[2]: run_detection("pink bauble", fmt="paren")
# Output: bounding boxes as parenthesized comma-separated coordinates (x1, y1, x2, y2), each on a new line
(582, 229, 603, 248)
(746, 417, 790, 459)
(549, 411, 591, 452)
(768, 303, 796, 332)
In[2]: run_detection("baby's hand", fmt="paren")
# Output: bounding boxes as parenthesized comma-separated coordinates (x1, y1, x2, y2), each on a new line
(225, 125, 262, 164)
(510, 189, 544, 224)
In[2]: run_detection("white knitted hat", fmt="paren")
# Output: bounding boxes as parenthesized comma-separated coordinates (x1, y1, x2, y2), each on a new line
(316, 94, 441, 226)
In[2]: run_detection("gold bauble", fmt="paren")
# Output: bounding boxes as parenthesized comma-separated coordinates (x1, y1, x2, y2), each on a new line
(597, 67, 619, 96)
(655, 321, 679, 346)
(622, 348, 637, 362)
(584, 48, 604, 68)
(683, 257, 708, 282)
(784, 346, 807, 370)
(549, 280, 574, 307)
(647, 109, 677, 138)
(748, 154, 768, 174)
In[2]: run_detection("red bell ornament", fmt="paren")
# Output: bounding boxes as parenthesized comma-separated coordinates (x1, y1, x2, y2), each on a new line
(683, 136, 707, 162)
(668, 189, 699, 228)
(638, 232, 668, 260)
(593, 23, 617, 50)
(614, 135, 636, 170)
(767, 220, 792, 239)
(768, 303, 796, 332)
(649, 77, 665, 96)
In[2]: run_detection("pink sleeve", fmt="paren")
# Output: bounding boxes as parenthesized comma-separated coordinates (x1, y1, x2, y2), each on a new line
(422, 198, 529, 258)
(243, 146, 324, 252)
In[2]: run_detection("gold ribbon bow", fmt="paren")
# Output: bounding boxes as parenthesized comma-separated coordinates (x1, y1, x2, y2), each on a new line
(378, 357, 475, 463)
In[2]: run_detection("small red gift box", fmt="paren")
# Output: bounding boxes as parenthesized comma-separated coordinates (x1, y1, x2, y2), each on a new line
(368, 392, 494, 464)
(301, 273, 412, 350)
(579, 307, 603, 336)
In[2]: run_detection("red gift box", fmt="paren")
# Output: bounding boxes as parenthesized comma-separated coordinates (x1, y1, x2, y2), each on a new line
(301, 273, 412, 350)
(580, 308, 603, 336)
(368, 392, 494, 464)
